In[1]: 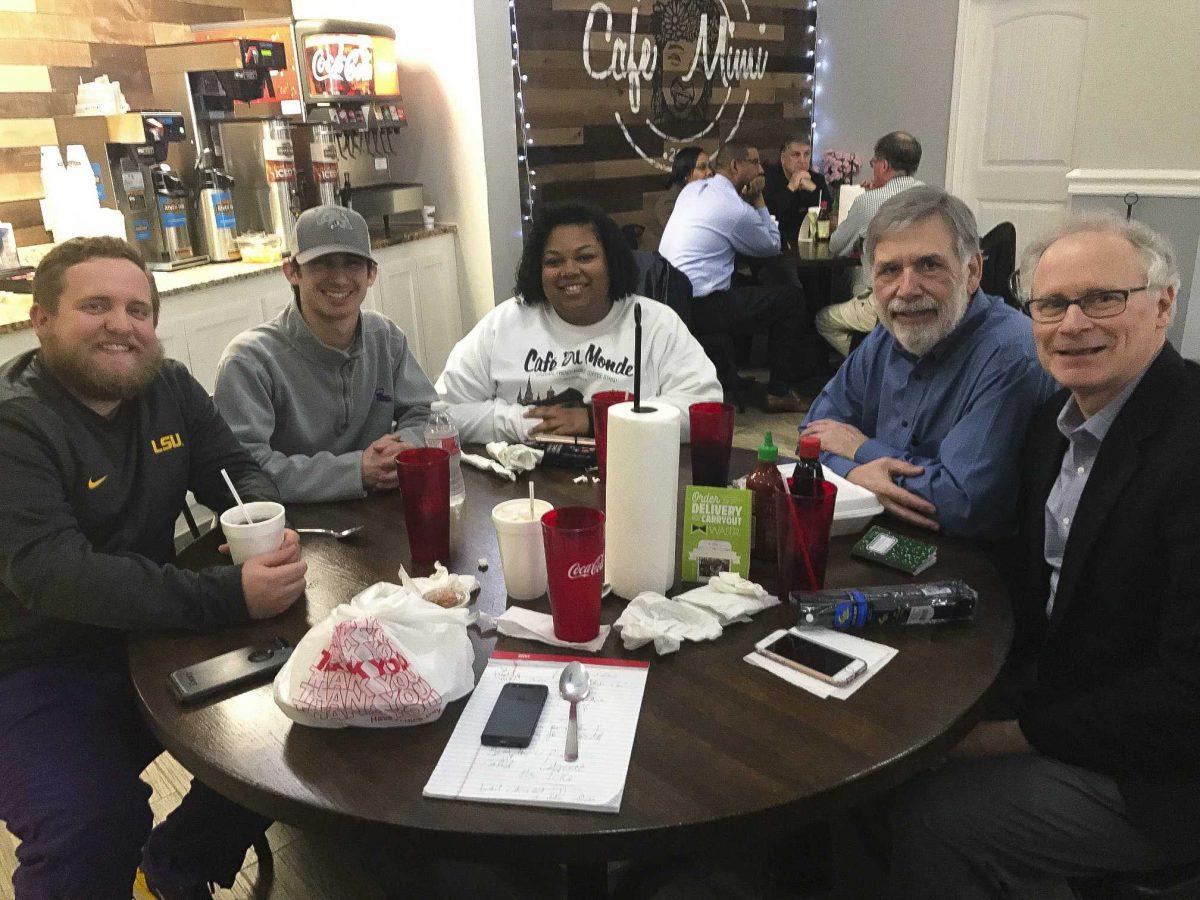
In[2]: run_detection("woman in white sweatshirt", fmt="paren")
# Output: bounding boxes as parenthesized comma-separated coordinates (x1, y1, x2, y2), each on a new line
(436, 202, 721, 443)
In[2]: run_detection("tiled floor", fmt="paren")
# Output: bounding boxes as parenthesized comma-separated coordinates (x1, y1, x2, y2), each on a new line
(0, 368, 837, 899)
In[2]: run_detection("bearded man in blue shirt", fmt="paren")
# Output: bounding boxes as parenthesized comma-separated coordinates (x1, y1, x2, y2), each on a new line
(800, 186, 1056, 540)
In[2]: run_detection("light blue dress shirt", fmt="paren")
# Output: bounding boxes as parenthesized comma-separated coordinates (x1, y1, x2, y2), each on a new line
(1043, 367, 1148, 616)
(801, 290, 1058, 539)
(658, 174, 780, 297)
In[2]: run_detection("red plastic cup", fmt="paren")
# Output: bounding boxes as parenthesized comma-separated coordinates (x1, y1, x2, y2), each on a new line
(592, 390, 633, 482)
(540, 506, 605, 642)
(776, 480, 838, 597)
(689, 401, 736, 486)
(396, 447, 450, 568)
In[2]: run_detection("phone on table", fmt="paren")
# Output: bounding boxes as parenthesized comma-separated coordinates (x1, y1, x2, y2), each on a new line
(756, 631, 867, 687)
(481, 682, 549, 748)
(168, 638, 293, 705)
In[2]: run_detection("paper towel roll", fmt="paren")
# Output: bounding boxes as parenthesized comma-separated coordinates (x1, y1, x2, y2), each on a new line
(604, 401, 681, 599)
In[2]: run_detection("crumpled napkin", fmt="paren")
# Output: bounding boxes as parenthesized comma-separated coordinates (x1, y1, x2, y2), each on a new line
(461, 451, 516, 481)
(674, 573, 779, 625)
(614, 592, 722, 655)
(397, 562, 479, 608)
(496, 605, 610, 652)
(486, 441, 544, 473)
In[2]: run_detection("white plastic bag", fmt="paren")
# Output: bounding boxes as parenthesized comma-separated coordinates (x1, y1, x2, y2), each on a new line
(274, 581, 477, 728)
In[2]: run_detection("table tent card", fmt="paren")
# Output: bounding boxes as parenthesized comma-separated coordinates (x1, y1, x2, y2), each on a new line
(681, 486, 752, 582)
(424, 651, 649, 813)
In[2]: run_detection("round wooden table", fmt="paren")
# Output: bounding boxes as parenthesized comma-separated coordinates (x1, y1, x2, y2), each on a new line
(128, 448, 1011, 888)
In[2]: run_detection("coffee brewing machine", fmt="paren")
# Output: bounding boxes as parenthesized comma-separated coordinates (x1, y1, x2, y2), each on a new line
(54, 112, 207, 271)
(186, 18, 424, 227)
(146, 38, 300, 255)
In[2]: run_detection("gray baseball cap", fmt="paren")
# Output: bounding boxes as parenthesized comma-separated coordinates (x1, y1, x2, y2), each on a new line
(292, 205, 375, 265)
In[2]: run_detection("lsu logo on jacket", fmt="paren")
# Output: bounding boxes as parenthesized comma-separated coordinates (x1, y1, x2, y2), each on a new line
(151, 432, 183, 454)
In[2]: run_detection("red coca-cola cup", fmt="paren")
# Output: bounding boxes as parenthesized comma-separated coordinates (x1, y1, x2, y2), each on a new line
(540, 506, 605, 642)
(591, 390, 633, 482)
(776, 480, 838, 596)
(396, 447, 450, 569)
(689, 402, 736, 486)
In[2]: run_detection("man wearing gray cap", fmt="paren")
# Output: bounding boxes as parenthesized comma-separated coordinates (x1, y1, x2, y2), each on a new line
(215, 206, 436, 502)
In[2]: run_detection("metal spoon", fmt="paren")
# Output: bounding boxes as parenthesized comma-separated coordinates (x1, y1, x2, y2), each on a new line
(559, 661, 591, 763)
(295, 526, 363, 540)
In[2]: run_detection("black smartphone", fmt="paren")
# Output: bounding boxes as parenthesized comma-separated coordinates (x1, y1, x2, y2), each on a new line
(756, 632, 867, 687)
(168, 638, 293, 706)
(480, 682, 549, 748)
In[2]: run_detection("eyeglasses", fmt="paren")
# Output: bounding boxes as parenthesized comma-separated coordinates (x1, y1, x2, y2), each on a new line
(1024, 285, 1150, 323)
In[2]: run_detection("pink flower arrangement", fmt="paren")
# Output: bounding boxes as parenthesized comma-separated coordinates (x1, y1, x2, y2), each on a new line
(820, 150, 863, 184)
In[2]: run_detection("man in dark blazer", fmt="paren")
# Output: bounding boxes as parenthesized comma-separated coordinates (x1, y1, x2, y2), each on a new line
(854, 216, 1200, 898)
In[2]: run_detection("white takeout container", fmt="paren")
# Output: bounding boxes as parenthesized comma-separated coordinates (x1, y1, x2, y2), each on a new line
(777, 462, 884, 536)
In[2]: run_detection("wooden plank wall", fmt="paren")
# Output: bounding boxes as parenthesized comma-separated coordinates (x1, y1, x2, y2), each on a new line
(0, 0, 293, 247)
(514, 0, 814, 233)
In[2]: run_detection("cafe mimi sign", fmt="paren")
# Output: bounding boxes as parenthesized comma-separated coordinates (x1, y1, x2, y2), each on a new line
(583, 0, 771, 170)
(513, 0, 813, 227)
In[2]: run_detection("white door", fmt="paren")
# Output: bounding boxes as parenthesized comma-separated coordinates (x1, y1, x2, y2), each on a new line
(947, 0, 1098, 251)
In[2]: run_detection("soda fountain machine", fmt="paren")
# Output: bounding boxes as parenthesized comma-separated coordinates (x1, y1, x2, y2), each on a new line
(187, 18, 424, 229)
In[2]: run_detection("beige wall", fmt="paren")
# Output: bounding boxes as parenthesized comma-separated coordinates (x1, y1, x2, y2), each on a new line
(1072, 1, 1200, 168)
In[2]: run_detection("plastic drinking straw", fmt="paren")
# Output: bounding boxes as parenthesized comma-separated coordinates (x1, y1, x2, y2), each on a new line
(633, 303, 642, 412)
(220, 468, 255, 525)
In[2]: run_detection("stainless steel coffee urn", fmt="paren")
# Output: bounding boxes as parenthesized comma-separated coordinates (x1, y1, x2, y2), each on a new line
(196, 149, 240, 261)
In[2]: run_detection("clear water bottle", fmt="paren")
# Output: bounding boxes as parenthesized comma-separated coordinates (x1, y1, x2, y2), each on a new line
(424, 401, 466, 507)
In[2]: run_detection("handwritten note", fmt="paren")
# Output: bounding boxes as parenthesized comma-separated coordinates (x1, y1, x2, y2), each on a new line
(423, 651, 649, 813)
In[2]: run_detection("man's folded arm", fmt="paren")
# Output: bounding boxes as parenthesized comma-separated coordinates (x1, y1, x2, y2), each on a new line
(851, 359, 1051, 538)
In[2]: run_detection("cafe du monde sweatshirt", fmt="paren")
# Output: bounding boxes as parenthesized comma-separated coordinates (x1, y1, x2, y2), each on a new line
(435, 295, 721, 444)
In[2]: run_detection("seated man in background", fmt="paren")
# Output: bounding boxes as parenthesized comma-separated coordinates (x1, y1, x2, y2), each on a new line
(660, 141, 809, 412)
(763, 133, 829, 250)
(800, 186, 1055, 540)
(819, 130, 925, 357)
(845, 216, 1200, 898)
(215, 205, 436, 503)
(0, 237, 306, 897)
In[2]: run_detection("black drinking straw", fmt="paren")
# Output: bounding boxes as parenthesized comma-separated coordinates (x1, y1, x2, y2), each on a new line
(633, 303, 643, 412)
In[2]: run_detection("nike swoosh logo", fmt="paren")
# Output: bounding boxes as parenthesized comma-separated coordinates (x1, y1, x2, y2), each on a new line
(87, 476, 107, 490)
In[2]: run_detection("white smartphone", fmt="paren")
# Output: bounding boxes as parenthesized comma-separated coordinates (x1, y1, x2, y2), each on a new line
(756, 632, 868, 687)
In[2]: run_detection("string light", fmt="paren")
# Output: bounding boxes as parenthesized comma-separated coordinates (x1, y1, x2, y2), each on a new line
(810, 4, 820, 150)
(508, 0, 536, 224)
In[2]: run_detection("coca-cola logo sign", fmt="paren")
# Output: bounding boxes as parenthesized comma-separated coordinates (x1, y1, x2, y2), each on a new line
(567, 555, 605, 580)
(305, 35, 376, 96)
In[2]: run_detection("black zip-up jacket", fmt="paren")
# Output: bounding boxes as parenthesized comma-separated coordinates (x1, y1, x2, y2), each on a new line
(0, 351, 280, 673)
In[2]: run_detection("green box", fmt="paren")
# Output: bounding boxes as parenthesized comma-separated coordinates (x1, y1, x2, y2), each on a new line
(681, 486, 752, 582)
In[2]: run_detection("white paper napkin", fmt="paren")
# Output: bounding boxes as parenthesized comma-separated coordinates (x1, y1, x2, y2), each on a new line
(614, 592, 723, 654)
(461, 451, 516, 481)
(673, 574, 779, 625)
(486, 441, 544, 474)
(744, 626, 897, 699)
(496, 605, 610, 653)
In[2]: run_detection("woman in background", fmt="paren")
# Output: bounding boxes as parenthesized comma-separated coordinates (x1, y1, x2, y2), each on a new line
(644, 146, 712, 251)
